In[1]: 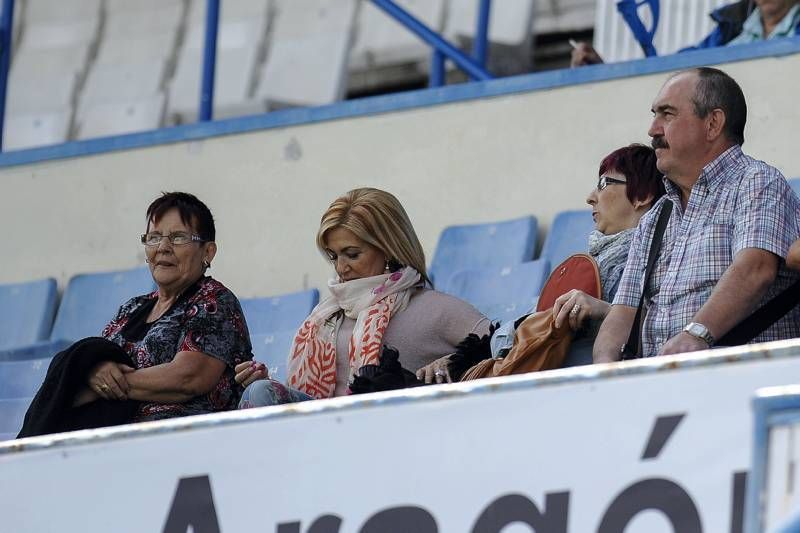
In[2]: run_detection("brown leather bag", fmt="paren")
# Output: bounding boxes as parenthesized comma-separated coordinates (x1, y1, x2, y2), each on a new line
(460, 254, 602, 381)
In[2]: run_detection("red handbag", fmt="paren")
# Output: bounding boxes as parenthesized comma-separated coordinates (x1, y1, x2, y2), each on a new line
(536, 254, 602, 312)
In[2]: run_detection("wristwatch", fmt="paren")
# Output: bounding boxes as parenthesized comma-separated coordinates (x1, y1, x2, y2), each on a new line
(683, 322, 715, 346)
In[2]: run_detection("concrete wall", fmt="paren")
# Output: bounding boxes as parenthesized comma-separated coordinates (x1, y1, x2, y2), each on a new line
(3, 45, 800, 299)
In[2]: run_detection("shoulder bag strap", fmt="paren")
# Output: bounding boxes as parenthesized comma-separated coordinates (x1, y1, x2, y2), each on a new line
(620, 200, 674, 360)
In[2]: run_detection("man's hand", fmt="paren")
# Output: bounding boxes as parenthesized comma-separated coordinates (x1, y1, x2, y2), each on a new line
(658, 332, 709, 356)
(570, 42, 604, 67)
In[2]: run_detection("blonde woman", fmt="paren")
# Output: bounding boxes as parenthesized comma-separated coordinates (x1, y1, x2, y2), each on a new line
(236, 188, 490, 406)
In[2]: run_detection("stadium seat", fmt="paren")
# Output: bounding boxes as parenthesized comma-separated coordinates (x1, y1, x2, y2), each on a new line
(0, 278, 58, 351)
(250, 330, 297, 383)
(25, 0, 101, 23)
(188, 0, 270, 23)
(3, 110, 72, 151)
(104, 3, 185, 37)
(350, 0, 445, 71)
(7, 72, 78, 114)
(167, 16, 267, 122)
(50, 266, 157, 343)
(445, 0, 535, 45)
(106, 0, 184, 12)
(240, 289, 320, 335)
(429, 215, 538, 289)
(444, 260, 549, 324)
(0, 339, 72, 363)
(96, 33, 179, 65)
(80, 61, 167, 110)
(11, 45, 93, 79)
(539, 210, 595, 272)
(76, 94, 166, 140)
(0, 357, 51, 399)
(257, 0, 357, 108)
(20, 19, 99, 50)
(789, 178, 800, 197)
(0, 397, 31, 441)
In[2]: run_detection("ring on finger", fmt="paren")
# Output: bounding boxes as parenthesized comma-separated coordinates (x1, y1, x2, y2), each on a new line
(570, 304, 581, 316)
(434, 370, 445, 378)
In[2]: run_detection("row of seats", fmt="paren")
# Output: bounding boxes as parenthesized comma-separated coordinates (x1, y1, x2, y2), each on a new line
(4, 0, 538, 150)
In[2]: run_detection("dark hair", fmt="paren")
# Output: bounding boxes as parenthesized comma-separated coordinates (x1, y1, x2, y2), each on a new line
(599, 144, 665, 205)
(689, 67, 747, 146)
(146, 192, 216, 241)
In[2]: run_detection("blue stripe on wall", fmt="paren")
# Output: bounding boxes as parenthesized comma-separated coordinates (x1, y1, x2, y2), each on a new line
(2, 36, 799, 169)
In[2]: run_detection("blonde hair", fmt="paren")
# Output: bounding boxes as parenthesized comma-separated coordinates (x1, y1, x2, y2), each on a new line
(316, 188, 430, 286)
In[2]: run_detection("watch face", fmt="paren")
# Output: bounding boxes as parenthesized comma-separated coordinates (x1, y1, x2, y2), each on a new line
(688, 324, 703, 336)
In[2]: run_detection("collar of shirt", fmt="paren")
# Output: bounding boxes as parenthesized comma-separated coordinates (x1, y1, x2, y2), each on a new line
(739, 4, 800, 41)
(661, 144, 743, 202)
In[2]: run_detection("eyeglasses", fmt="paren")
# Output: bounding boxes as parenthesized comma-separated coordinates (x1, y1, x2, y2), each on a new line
(140, 231, 206, 247)
(597, 176, 627, 191)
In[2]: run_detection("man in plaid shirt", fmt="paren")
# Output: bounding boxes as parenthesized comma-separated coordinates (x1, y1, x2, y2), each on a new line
(595, 67, 800, 361)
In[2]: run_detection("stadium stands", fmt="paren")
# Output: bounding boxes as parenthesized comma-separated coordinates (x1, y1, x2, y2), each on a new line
(0, 357, 51, 399)
(3, 0, 597, 148)
(250, 330, 296, 382)
(539, 210, 594, 271)
(429, 215, 538, 289)
(240, 289, 320, 335)
(0, 278, 58, 351)
(0, 397, 31, 441)
(444, 259, 548, 324)
(50, 266, 156, 343)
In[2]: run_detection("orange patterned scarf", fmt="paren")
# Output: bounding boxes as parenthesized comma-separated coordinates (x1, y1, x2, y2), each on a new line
(287, 268, 421, 399)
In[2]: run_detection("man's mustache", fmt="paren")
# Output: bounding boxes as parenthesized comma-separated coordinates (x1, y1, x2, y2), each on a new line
(652, 137, 669, 150)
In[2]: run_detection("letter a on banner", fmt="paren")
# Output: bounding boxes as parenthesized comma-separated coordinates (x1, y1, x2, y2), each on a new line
(163, 475, 221, 533)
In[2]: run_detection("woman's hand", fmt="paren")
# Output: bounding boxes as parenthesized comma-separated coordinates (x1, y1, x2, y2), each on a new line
(87, 361, 131, 400)
(416, 355, 454, 384)
(234, 360, 269, 388)
(552, 289, 610, 331)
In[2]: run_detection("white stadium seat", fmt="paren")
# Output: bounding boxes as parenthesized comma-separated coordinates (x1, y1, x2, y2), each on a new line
(76, 94, 166, 140)
(257, 0, 357, 108)
(95, 33, 178, 65)
(105, 0, 184, 13)
(104, 3, 185, 38)
(182, 18, 268, 51)
(25, 0, 101, 23)
(3, 109, 72, 150)
(350, 0, 445, 71)
(188, 0, 271, 23)
(19, 19, 99, 50)
(80, 61, 167, 110)
(445, 0, 535, 46)
(11, 45, 92, 79)
(168, 47, 265, 123)
(7, 72, 78, 114)
(256, 30, 352, 108)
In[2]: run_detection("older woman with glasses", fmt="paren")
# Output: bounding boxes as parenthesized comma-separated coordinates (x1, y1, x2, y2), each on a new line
(490, 144, 666, 363)
(20, 192, 254, 437)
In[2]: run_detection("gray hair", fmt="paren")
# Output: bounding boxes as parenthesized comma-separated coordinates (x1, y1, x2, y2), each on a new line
(681, 67, 747, 146)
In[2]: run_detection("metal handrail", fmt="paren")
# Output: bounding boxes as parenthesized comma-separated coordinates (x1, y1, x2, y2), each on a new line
(199, 0, 221, 122)
(370, 0, 494, 87)
(0, 0, 16, 151)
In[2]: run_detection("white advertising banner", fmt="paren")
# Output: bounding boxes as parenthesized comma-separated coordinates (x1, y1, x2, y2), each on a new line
(3, 340, 800, 533)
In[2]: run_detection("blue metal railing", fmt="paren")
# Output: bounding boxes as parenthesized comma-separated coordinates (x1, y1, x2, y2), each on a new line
(0, 0, 16, 151)
(0, 0, 496, 151)
(371, 0, 494, 87)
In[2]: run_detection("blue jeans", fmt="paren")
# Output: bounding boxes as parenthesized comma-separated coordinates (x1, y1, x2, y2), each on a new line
(238, 379, 313, 409)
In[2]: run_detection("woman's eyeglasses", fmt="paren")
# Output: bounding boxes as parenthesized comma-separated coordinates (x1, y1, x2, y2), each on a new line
(140, 232, 206, 247)
(597, 176, 627, 191)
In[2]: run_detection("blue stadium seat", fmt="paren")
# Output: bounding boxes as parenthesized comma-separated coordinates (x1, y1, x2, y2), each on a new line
(0, 278, 58, 350)
(539, 210, 594, 271)
(250, 330, 297, 383)
(429, 215, 538, 290)
(240, 288, 320, 335)
(789, 177, 800, 197)
(0, 339, 72, 363)
(445, 260, 549, 324)
(0, 397, 31, 441)
(50, 266, 156, 342)
(0, 357, 51, 399)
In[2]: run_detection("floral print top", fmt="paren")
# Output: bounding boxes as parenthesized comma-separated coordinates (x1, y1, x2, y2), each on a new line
(102, 276, 253, 422)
